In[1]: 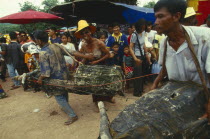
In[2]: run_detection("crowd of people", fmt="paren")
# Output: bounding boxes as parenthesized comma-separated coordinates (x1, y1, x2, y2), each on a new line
(1, 0, 210, 125)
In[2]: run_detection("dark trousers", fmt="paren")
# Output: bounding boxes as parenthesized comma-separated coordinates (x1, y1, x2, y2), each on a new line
(133, 56, 144, 96)
(16, 63, 29, 75)
(0, 61, 7, 80)
(92, 95, 113, 103)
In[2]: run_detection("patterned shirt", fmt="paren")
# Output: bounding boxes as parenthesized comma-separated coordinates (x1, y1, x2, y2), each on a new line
(39, 44, 69, 80)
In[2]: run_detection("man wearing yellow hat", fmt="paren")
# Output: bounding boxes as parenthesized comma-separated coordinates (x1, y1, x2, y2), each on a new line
(75, 20, 114, 109)
(201, 15, 210, 28)
(75, 20, 110, 65)
(181, 7, 197, 26)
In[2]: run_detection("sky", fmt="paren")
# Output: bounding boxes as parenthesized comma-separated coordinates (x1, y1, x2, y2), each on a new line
(0, 0, 156, 18)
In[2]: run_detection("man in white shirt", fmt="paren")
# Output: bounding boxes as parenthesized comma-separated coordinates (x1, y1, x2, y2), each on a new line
(151, 0, 210, 123)
(146, 21, 157, 44)
(200, 15, 210, 28)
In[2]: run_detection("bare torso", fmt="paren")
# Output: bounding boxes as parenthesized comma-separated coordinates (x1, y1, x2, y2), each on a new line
(80, 38, 108, 64)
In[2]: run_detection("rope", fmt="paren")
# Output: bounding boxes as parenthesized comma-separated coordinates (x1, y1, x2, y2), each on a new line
(184, 29, 210, 99)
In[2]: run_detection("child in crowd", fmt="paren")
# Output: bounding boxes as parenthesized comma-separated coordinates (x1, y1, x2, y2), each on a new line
(0, 84, 7, 99)
(61, 33, 76, 71)
(97, 31, 107, 44)
(106, 42, 120, 66)
(123, 46, 134, 78)
(123, 46, 134, 89)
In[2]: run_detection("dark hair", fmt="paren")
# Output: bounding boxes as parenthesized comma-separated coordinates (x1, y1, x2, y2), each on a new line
(146, 21, 153, 26)
(124, 45, 129, 49)
(29, 32, 35, 41)
(0, 37, 6, 43)
(19, 31, 27, 35)
(207, 15, 210, 21)
(112, 22, 120, 28)
(50, 27, 57, 32)
(135, 19, 146, 33)
(154, 0, 187, 21)
(61, 32, 70, 38)
(68, 35, 74, 41)
(34, 30, 48, 43)
(129, 24, 135, 28)
(111, 42, 120, 48)
(97, 31, 107, 39)
(108, 24, 113, 28)
(9, 32, 17, 40)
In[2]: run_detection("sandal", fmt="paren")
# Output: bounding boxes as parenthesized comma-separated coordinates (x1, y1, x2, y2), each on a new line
(64, 116, 78, 125)
(11, 86, 20, 90)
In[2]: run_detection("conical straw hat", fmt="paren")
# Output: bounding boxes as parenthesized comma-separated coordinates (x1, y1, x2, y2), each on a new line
(75, 20, 96, 38)
(184, 7, 196, 18)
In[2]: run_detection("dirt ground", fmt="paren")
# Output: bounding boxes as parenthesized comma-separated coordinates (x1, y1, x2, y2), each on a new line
(0, 78, 152, 139)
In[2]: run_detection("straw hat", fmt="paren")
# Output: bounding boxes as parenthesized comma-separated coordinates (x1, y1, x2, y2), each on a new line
(75, 20, 96, 38)
(184, 7, 196, 18)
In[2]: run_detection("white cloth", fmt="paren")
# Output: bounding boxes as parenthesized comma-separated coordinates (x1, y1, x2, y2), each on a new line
(78, 40, 84, 51)
(145, 35, 153, 48)
(158, 25, 210, 87)
(200, 24, 208, 27)
(61, 43, 75, 65)
(146, 30, 157, 44)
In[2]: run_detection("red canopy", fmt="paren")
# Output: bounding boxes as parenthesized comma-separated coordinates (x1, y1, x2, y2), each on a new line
(0, 10, 63, 24)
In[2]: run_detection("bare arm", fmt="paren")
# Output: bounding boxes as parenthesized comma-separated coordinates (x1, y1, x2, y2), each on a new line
(151, 67, 167, 90)
(37, 75, 47, 85)
(72, 45, 94, 60)
(98, 41, 110, 62)
(109, 52, 115, 58)
(0, 51, 6, 55)
(123, 62, 127, 74)
(208, 74, 210, 86)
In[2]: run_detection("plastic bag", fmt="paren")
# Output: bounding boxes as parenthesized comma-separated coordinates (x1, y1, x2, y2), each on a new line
(151, 61, 161, 74)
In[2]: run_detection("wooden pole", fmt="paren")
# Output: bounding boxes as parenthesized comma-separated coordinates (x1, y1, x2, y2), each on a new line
(98, 101, 112, 139)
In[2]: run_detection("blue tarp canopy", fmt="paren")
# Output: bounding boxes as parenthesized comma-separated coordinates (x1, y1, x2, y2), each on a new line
(51, 1, 155, 24)
(114, 3, 155, 24)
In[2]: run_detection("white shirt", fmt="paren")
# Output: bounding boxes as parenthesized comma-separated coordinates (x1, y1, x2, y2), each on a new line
(200, 24, 209, 28)
(130, 31, 146, 56)
(61, 43, 75, 65)
(159, 26, 210, 87)
(146, 30, 157, 44)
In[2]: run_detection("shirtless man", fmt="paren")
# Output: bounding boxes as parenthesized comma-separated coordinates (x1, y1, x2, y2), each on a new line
(75, 20, 110, 66)
(75, 20, 114, 109)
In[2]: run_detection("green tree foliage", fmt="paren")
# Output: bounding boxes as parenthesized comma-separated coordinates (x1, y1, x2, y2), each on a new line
(0, 1, 63, 34)
(0, 24, 20, 34)
(143, 1, 156, 8)
(42, 0, 59, 13)
(64, 0, 72, 2)
(19, 1, 39, 11)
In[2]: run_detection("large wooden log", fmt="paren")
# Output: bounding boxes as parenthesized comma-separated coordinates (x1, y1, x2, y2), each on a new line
(109, 81, 210, 138)
(14, 65, 125, 96)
